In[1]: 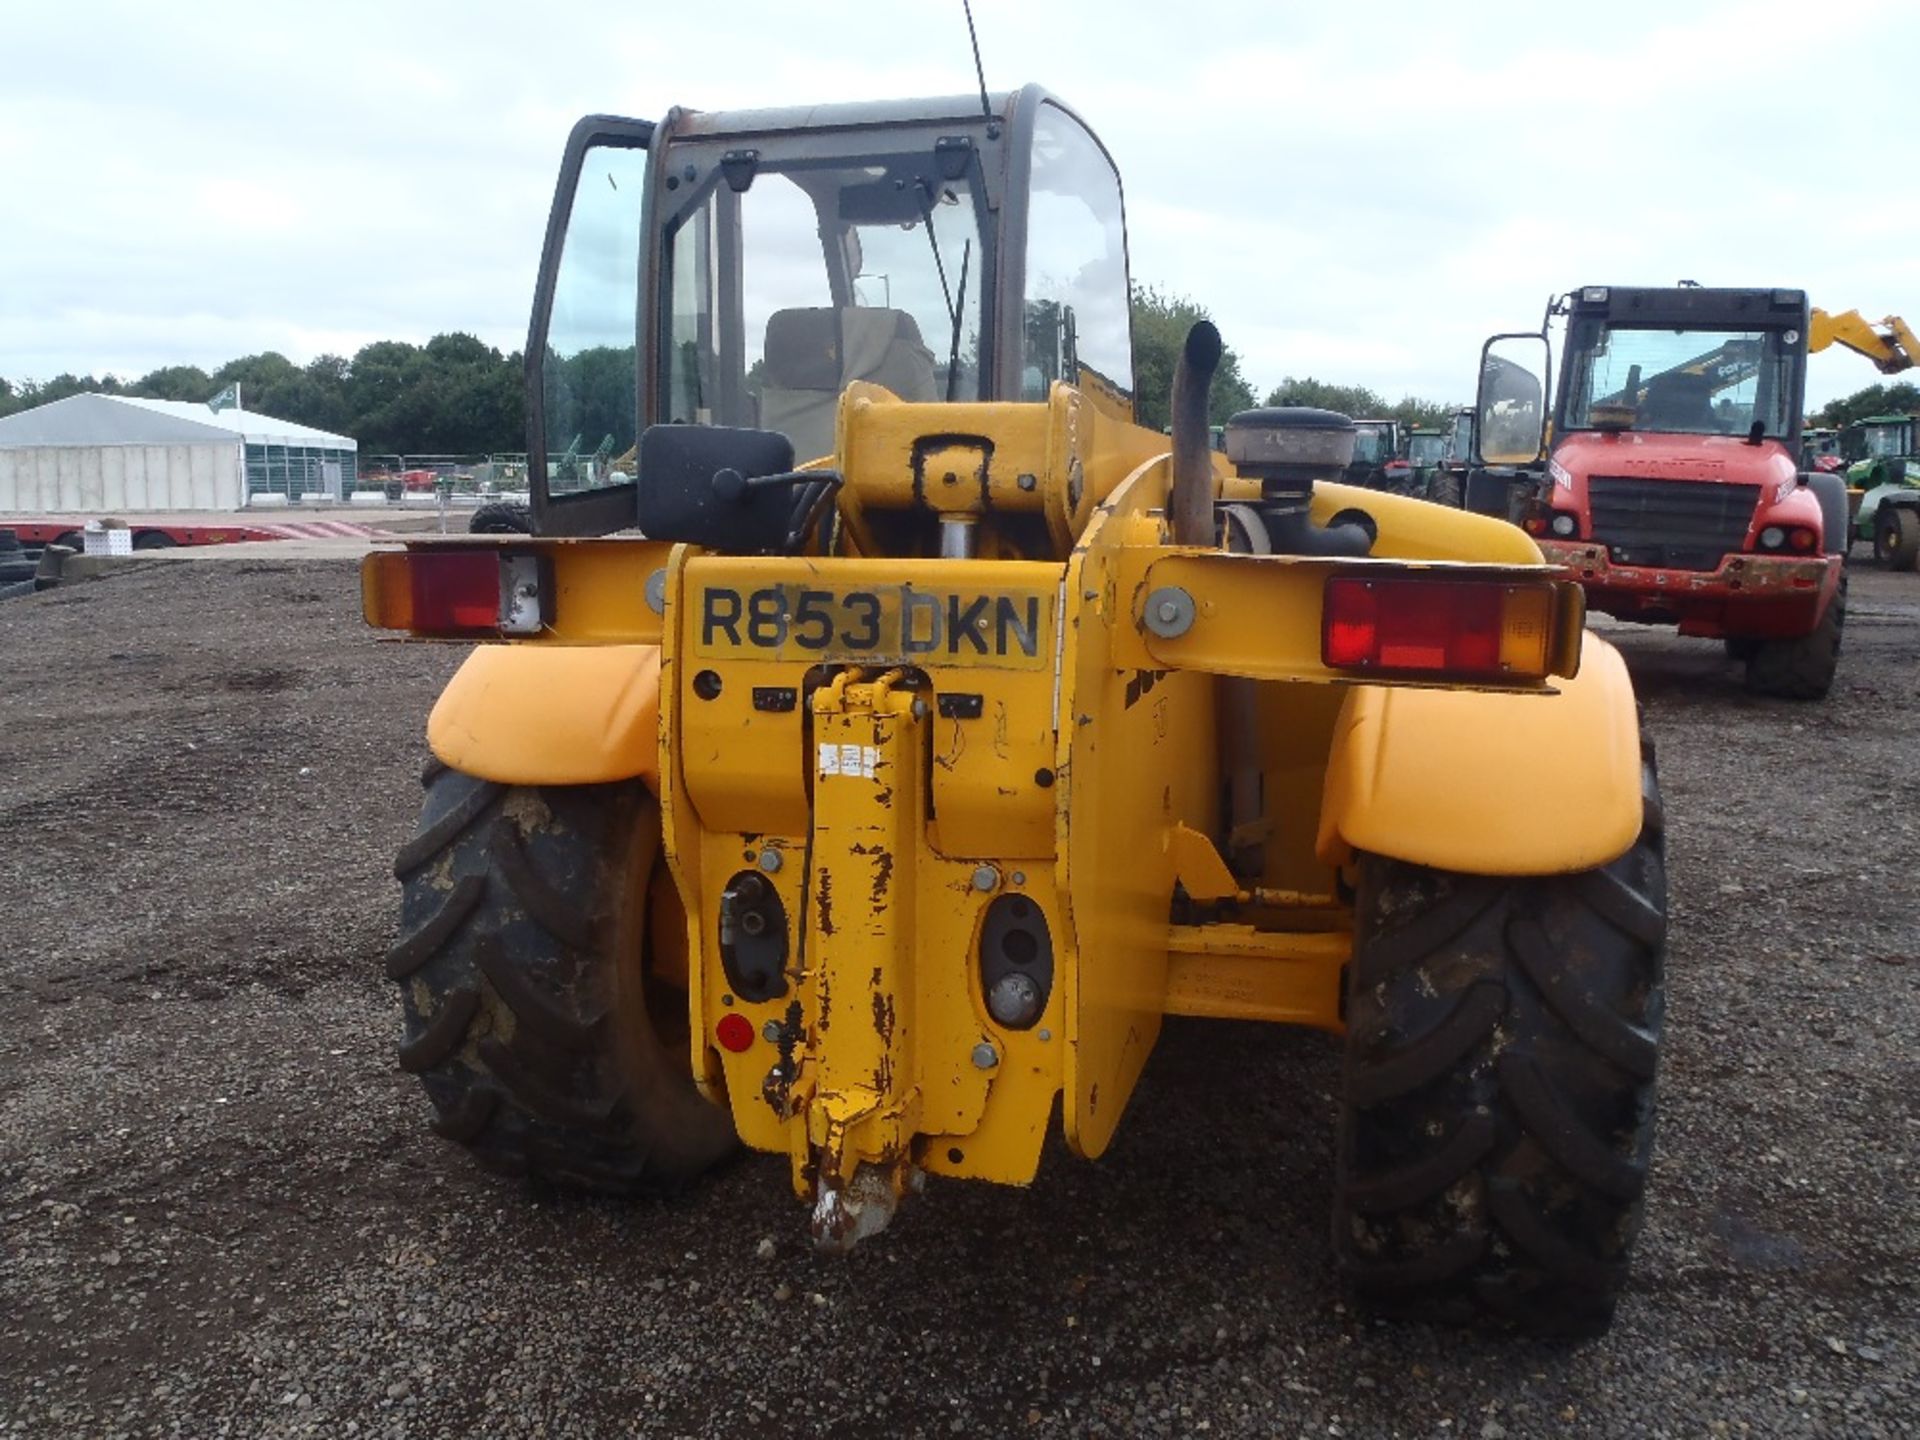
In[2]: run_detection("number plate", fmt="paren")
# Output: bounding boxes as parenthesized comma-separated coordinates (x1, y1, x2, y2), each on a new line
(693, 582, 1053, 670)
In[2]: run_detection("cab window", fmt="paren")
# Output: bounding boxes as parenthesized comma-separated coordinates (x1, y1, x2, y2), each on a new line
(1022, 104, 1132, 407)
(660, 140, 989, 462)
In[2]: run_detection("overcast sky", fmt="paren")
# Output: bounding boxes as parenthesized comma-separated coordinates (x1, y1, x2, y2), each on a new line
(3, 0, 1915, 411)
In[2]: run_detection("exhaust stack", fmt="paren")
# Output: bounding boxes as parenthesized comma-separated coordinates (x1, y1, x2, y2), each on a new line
(1169, 322, 1222, 547)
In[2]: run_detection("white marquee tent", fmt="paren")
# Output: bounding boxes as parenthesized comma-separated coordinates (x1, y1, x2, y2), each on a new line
(0, 394, 358, 513)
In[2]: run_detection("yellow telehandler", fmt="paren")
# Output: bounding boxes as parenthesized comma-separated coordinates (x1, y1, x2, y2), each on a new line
(364, 87, 1666, 1336)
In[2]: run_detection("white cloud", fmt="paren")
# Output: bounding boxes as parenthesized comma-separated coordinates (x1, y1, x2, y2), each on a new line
(0, 0, 1913, 413)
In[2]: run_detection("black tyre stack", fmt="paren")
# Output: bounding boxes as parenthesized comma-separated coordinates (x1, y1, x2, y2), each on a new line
(0, 530, 35, 587)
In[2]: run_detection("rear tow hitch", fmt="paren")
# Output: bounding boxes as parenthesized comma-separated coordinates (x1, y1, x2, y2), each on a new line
(810, 1162, 923, 1254)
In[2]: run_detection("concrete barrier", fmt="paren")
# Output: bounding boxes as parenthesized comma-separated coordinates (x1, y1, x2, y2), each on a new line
(35, 544, 75, 585)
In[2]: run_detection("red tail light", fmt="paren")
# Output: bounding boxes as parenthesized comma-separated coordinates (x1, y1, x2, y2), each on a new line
(1323, 576, 1564, 680)
(414, 552, 501, 631)
(362, 550, 502, 635)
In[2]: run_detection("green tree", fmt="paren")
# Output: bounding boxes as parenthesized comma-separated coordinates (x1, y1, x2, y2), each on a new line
(343, 340, 427, 454)
(1266, 376, 1459, 438)
(419, 333, 521, 452)
(1392, 396, 1460, 432)
(130, 364, 214, 401)
(1131, 283, 1256, 431)
(554, 345, 640, 454)
(210, 351, 309, 418)
(1266, 375, 1387, 418)
(29, 373, 115, 407)
(1816, 381, 1920, 430)
(0, 336, 527, 455)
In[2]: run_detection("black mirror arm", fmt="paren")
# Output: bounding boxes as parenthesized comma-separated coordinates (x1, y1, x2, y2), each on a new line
(785, 475, 844, 553)
(713, 467, 836, 503)
(705, 466, 844, 553)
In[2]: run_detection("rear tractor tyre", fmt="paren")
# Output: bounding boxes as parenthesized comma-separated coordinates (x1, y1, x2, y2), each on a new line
(468, 502, 533, 535)
(1873, 506, 1920, 572)
(1464, 468, 1518, 520)
(1335, 749, 1666, 1337)
(1426, 471, 1464, 509)
(388, 764, 737, 1193)
(1744, 574, 1846, 700)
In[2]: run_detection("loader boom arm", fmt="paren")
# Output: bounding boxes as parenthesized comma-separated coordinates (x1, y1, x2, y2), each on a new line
(1810, 307, 1918, 375)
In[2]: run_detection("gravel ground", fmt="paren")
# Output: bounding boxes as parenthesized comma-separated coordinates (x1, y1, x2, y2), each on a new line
(1, 558, 1914, 1439)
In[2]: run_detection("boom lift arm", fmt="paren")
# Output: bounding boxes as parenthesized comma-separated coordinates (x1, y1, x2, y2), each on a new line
(1810, 308, 1918, 375)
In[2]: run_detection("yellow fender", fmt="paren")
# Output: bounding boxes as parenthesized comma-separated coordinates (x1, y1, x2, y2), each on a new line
(1318, 636, 1643, 877)
(428, 644, 661, 789)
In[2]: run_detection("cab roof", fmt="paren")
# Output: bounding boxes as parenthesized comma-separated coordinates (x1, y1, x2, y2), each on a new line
(1569, 285, 1809, 329)
(667, 91, 1017, 141)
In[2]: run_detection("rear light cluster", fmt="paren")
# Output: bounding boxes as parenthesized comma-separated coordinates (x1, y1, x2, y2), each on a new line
(1757, 525, 1817, 553)
(1523, 511, 1580, 538)
(1322, 576, 1574, 681)
(361, 549, 550, 636)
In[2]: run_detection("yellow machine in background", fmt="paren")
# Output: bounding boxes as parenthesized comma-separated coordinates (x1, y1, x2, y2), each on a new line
(364, 87, 1667, 1337)
(1810, 307, 1918, 374)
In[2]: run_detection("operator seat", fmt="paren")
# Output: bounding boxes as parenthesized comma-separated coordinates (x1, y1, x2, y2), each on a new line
(1639, 372, 1716, 432)
(758, 307, 938, 462)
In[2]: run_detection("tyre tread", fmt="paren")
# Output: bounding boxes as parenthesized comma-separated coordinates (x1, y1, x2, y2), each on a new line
(390, 770, 735, 1195)
(1343, 1110, 1496, 1213)
(1348, 983, 1504, 1106)
(490, 816, 598, 952)
(393, 778, 503, 878)
(1745, 575, 1845, 700)
(385, 874, 485, 979)
(1498, 1053, 1647, 1200)
(1506, 916, 1659, 1079)
(1334, 752, 1666, 1335)
(397, 987, 481, 1073)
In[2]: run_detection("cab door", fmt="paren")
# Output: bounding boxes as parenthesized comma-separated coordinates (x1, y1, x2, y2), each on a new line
(526, 116, 654, 537)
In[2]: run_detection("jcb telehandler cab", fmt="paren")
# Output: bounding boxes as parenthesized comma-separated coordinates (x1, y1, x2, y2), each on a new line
(365, 88, 1667, 1336)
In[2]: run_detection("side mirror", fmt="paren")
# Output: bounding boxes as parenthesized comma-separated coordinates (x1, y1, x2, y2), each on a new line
(636, 424, 799, 553)
(1474, 333, 1551, 467)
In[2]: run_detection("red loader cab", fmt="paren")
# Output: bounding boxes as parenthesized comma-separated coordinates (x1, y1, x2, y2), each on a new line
(1474, 286, 1848, 700)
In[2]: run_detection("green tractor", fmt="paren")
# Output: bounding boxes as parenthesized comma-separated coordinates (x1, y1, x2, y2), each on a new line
(1432, 406, 1476, 510)
(1342, 417, 1407, 491)
(1404, 425, 1452, 503)
(1844, 413, 1920, 569)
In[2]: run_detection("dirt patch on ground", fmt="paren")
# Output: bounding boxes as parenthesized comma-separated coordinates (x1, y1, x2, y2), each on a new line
(1, 560, 1914, 1438)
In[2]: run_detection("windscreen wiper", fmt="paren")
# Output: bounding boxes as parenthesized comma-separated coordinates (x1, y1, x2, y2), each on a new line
(945, 241, 972, 403)
(915, 178, 958, 333)
(914, 177, 973, 402)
